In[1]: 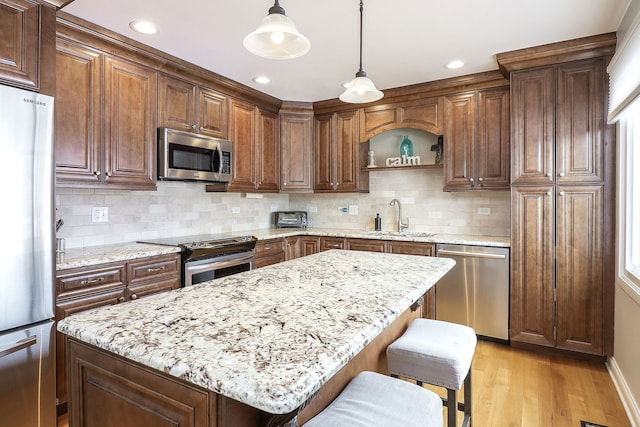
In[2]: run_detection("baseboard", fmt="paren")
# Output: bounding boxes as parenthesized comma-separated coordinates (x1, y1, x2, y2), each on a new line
(607, 356, 640, 427)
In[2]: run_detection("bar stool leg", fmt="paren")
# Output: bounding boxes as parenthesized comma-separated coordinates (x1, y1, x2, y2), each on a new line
(447, 388, 457, 427)
(463, 371, 472, 427)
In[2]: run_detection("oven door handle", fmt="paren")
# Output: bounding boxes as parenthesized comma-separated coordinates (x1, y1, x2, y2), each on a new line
(185, 254, 254, 274)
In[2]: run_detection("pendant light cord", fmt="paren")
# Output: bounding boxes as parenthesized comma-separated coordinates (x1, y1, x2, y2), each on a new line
(357, 0, 366, 77)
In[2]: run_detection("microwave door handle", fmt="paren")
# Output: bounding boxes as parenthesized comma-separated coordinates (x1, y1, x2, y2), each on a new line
(212, 143, 222, 179)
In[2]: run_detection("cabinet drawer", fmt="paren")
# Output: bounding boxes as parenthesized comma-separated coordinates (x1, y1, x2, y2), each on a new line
(347, 238, 386, 253)
(56, 263, 126, 299)
(387, 241, 435, 256)
(127, 277, 180, 301)
(127, 253, 180, 286)
(255, 239, 285, 257)
(320, 237, 346, 251)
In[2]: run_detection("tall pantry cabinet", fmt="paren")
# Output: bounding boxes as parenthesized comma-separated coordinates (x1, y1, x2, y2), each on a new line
(507, 53, 615, 356)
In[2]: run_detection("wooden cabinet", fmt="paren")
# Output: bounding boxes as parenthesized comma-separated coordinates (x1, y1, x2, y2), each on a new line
(314, 110, 366, 193)
(319, 237, 346, 251)
(443, 87, 510, 191)
(158, 73, 228, 138)
(280, 103, 314, 192)
(347, 238, 386, 253)
(285, 236, 300, 260)
(228, 99, 280, 192)
(360, 97, 443, 140)
(387, 241, 435, 256)
(0, 0, 56, 94)
(300, 236, 320, 256)
(55, 253, 180, 409)
(509, 57, 613, 356)
(68, 339, 209, 427)
(55, 39, 158, 190)
(254, 238, 285, 268)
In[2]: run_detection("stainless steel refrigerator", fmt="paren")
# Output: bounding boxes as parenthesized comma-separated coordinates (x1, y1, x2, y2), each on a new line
(0, 85, 56, 426)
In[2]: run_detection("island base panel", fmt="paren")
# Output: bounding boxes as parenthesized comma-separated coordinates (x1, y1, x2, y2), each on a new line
(67, 305, 421, 427)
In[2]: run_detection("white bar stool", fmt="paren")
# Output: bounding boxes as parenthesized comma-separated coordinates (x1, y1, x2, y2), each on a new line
(386, 319, 477, 427)
(303, 371, 443, 427)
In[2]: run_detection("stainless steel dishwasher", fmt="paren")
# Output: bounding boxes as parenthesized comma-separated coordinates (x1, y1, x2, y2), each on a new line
(435, 244, 510, 341)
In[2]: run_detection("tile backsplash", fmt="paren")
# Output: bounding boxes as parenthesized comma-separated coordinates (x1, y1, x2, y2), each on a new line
(56, 168, 510, 249)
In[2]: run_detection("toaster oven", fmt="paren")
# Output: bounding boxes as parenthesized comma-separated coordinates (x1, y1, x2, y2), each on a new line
(273, 211, 308, 228)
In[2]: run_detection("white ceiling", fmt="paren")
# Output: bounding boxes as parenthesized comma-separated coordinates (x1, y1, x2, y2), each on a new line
(61, 0, 630, 103)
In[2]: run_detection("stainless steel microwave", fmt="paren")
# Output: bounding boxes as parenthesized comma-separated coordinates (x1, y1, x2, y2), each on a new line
(158, 127, 232, 183)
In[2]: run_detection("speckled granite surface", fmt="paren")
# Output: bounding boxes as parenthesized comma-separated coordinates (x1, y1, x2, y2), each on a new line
(250, 228, 511, 247)
(55, 242, 181, 270)
(57, 250, 455, 415)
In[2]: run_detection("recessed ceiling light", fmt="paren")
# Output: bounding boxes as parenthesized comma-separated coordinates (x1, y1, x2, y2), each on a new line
(129, 20, 159, 35)
(252, 75, 271, 85)
(445, 60, 465, 69)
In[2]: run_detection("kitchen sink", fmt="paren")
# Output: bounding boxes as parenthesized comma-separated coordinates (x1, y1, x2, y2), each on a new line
(364, 230, 435, 238)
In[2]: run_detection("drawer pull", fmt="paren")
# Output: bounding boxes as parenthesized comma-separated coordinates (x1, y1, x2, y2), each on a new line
(118, 297, 125, 303)
(130, 294, 138, 300)
(146, 266, 166, 273)
(81, 277, 105, 285)
(327, 244, 341, 248)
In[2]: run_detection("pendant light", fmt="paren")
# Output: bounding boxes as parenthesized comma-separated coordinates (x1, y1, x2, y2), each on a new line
(340, 0, 383, 104)
(243, 0, 310, 60)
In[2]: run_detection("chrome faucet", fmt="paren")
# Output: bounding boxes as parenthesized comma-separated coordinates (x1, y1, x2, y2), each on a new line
(390, 199, 409, 232)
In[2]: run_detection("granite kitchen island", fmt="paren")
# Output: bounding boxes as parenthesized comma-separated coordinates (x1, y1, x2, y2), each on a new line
(57, 250, 455, 427)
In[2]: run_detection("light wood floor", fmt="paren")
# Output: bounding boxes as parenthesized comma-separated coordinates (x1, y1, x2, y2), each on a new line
(57, 341, 631, 427)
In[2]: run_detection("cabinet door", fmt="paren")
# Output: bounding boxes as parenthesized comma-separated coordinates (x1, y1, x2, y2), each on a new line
(0, 0, 39, 89)
(55, 40, 102, 184)
(320, 237, 346, 251)
(335, 110, 360, 192)
(280, 113, 314, 192)
(300, 237, 320, 256)
(476, 88, 510, 189)
(229, 99, 257, 191)
(510, 186, 555, 348)
(556, 59, 606, 184)
(103, 56, 157, 189)
(443, 93, 476, 190)
(511, 67, 555, 185)
(555, 185, 604, 354)
(256, 109, 280, 192)
(285, 236, 301, 260)
(198, 87, 228, 138)
(314, 114, 335, 191)
(387, 241, 434, 256)
(158, 74, 196, 132)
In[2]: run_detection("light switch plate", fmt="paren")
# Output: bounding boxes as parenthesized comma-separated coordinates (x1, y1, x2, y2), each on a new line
(478, 207, 491, 215)
(348, 205, 359, 215)
(92, 206, 109, 223)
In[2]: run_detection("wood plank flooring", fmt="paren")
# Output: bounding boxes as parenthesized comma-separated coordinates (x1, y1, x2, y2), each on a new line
(57, 341, 631, 427)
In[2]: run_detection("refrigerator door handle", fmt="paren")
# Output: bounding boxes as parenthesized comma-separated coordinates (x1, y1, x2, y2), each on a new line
(0, 335, 37, 359)
(437, 249, 507, 260)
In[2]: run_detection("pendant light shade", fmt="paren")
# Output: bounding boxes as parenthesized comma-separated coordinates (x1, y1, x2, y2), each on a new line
(243, 1, 310, 60)
(340, 0, 383, 104)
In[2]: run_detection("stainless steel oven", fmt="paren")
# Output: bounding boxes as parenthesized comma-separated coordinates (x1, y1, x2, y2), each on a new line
(138, 234, 257, 287)
(184, 250, 254, 286)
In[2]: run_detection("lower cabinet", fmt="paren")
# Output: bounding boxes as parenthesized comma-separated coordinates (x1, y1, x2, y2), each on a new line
(55, 253, 181, 409)
(254, 238, 285, 268)
(300, 237, 320, 257)
(319, 237, 346, 251)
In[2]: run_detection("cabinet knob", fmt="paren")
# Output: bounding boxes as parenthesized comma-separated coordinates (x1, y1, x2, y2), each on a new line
(546, 173, 552, 177)
(130, 294, 138, 300)
(559, 191, 565, 196)
(93, 170, 101, 176)
(105, 172, 112, 177)
(478, 177, 484, 182)
(191, 124, 197, 130)
(283, 182, 287, 186)
(118, 296, 125, 303)
(547, 191, 552, 196)
(469, 177, 474, 182)
(559, 172, 565, 177)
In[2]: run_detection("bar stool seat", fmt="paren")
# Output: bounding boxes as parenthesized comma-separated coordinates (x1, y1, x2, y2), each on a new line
(387, 319, 477, 427)
(303, 371, 443, 427)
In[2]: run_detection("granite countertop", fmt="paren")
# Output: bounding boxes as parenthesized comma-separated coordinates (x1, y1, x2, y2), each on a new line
(250, 227, 511, 248)
(55, 242, 181, 271)
(57, 250, 455, 415)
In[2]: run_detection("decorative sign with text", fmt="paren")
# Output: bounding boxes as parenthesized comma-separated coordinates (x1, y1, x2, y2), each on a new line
(385, 155, 422, 167)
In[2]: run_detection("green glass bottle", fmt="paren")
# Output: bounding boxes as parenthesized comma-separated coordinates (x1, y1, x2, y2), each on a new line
(400, 135, 414, 157)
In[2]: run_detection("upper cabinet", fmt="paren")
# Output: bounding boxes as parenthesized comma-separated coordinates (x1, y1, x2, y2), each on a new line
(55, 38, 158, 190)
(314, 110, 367, 193)
(228, 98, 280, 192)
(0, 0, 56, 94)
(158, 74, 228, 139)
(280, 102, 314, 193)
(360, 97, 443, 140)
(443, 87, 510, 191)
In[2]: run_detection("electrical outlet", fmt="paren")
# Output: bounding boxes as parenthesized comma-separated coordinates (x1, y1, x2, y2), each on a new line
(92, 207, 109, 223)
(478, 207, 491, 215)
(232, 207, 241, 214)
(338, 206, 348, 213)
(348, 205, 358, 215)
(308, 206, 318, 213)
(270, 205, 278, 212)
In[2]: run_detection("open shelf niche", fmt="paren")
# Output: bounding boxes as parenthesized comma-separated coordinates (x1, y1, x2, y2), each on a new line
(362, 128, 443, 172)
